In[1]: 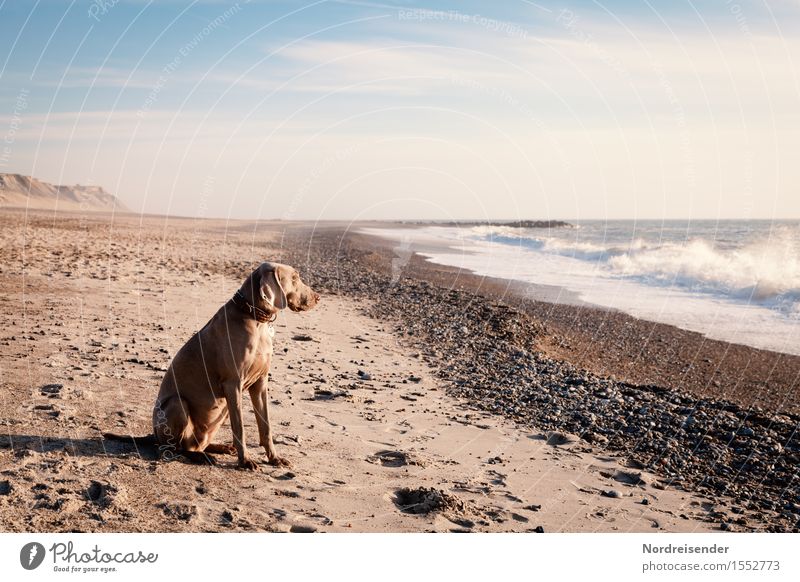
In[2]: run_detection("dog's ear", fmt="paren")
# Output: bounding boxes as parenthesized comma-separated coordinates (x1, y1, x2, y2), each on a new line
(259, 265, 288, 311)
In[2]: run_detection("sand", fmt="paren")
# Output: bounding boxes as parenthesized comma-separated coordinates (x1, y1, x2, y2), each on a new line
(0, 209, 746, 532)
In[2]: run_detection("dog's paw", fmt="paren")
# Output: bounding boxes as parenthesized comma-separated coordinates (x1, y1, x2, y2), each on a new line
(268, 455, 291, 468)
(206, 443, 237, 455)
(238, 457, 260, 471)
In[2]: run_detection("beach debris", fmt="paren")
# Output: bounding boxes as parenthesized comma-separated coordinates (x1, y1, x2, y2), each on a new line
(313, 388, 348, 400)
(394, 487, 465, 515)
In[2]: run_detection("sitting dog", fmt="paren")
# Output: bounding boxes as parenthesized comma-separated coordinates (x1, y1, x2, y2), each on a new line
(105, 262, 320, 469)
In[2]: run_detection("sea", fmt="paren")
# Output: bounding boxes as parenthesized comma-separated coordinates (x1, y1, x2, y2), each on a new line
(364, 220, 800, 356)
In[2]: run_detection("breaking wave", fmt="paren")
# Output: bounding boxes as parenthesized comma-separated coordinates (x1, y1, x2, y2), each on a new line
(472, 225, 800, 316)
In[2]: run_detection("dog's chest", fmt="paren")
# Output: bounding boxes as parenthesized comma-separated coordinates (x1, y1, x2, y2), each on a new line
(242, 326, 274, 381)
(259, 324, 275, 354)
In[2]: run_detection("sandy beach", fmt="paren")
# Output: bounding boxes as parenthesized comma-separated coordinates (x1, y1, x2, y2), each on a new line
(0, 209, 797, 532)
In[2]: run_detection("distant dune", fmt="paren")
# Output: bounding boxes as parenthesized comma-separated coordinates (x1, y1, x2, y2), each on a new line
(0, 173, 129, 213)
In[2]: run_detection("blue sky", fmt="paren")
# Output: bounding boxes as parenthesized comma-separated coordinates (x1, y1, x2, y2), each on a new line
(1, 0, 798, 219)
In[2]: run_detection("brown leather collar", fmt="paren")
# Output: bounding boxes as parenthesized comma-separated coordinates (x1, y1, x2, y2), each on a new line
(232, 290, 275, 323)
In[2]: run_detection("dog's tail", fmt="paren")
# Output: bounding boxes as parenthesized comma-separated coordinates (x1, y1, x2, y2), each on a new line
(102, 432, 158, 447)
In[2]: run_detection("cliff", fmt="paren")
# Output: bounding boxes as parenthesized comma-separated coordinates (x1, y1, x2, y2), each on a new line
(0, 173, 129, 212)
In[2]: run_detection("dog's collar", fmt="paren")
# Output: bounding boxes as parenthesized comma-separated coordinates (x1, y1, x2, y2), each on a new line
(232, 290, 276, 323)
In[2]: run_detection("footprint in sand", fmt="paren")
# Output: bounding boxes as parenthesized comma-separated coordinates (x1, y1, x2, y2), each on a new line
(485, 469, 507, 487)
(603, 469, 648, 487)
(545, 431, 576, 446)
(158, 502, 198, 522)
(86, 481, 125, 509)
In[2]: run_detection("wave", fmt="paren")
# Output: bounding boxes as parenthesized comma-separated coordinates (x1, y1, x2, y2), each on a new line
(607, 236, 800, 308)
(470, 225, 655, 261)
(472, 225, 800, 315)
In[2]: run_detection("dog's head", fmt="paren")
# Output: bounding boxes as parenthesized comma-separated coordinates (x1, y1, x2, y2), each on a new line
(252, 262, 320, 315)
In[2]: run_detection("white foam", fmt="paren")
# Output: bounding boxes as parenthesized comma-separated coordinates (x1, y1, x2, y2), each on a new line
(364, 226, 800, 355)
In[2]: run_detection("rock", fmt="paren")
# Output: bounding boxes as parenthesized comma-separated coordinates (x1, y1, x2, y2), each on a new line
(357, 370, 372, 381)
(40, 384, 63, 397)
(601, 489, 622, 499)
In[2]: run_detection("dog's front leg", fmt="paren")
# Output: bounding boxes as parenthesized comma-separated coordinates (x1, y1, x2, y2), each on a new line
(222, 379, 259, 470)
(249, 376, 290, 467)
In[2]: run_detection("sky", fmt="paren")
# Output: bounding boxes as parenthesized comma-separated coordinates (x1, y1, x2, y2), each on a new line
(0, 0, 798, 221)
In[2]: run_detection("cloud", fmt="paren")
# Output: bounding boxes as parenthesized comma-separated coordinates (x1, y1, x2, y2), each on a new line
(4, 1, 799, 218)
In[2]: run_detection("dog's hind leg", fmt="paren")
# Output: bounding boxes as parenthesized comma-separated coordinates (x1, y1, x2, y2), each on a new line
(152, 395, 196, 459)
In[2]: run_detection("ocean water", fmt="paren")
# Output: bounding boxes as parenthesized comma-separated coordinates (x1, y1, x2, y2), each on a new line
(364, 220, 800, 355)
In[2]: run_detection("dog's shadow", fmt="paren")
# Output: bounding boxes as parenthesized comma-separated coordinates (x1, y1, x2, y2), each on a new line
(0, 433, 160, 461)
